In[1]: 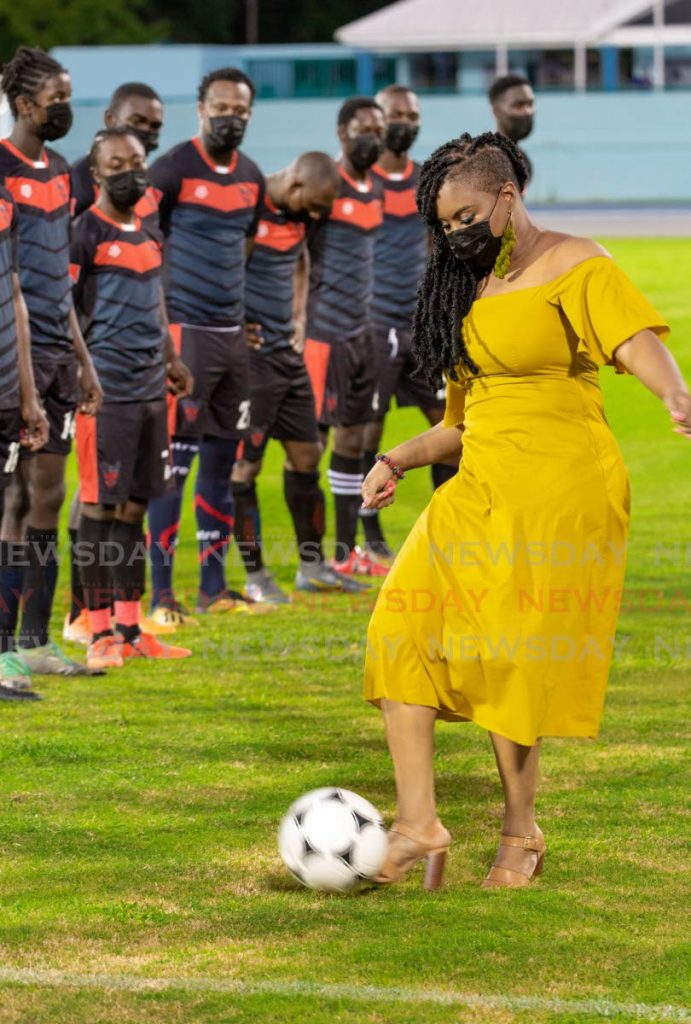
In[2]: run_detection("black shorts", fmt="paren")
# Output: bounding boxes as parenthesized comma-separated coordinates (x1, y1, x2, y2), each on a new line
(76, 398, 170, 506)
(168, 323, 250, 440)
(25, 357, 79, 457)
(241, 347, 320, 462)
(0, 407, 21, 490)
(373, 324, 446, 419)
(304, 330, 378, 428)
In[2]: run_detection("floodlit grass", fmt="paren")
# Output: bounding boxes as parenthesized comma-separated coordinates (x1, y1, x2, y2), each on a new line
(0, 239, 689, 1023)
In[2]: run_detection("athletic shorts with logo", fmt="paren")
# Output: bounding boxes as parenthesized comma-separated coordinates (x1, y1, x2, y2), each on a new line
(0, 407, 21, 488)
(76, 398, 170, 505)
(241, 347, 319, 462)
(303, 329, 378, 428)
(23, 357, 79, 458)
(372, 324, 446, 418)
(167, 323, 250, 440)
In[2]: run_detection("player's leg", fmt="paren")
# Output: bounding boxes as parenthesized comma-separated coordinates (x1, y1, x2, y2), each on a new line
(0, 412, 40, 699)
(358, 326, 400, 564)
(195, 435, 238, 609)
(329, 333, 388, 577)
(0, 459, 31, 654)
(486, 733, 544, 882)
(195, 328, 256, 615)
(119, 399, 190, 659)
(79, 500, 121, 668)
(63, 489, 91, 644)
(17, 450, 95, 675)
(148, 326, 202, 626)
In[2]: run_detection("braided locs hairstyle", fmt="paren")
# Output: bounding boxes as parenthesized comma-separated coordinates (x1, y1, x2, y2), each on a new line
(412, 131, 528, 385)
(1, 46, 67, 118)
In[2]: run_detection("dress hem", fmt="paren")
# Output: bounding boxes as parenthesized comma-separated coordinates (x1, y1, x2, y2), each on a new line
(365, 697, 599, 746)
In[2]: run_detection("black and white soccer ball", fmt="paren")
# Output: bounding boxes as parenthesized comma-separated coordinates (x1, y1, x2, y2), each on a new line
(278, 787, 388, 892)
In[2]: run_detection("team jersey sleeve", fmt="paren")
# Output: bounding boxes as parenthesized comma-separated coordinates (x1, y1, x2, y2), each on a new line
(8, 194, 19, 273)
(69, 215, 93, 310)
(246, 167, 266, 239)
(70, 159, 97, 220)
(148, 154, 182, 237)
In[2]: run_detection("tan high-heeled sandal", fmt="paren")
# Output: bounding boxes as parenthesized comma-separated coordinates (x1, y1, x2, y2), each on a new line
(481, 832, 546, 888)
(375, 819, 451, 890)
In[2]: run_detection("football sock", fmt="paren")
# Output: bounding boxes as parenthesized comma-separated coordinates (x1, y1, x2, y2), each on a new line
(359, 448, 387, 546)
(283, 468, 325, 566)
(111, 519, 146, 643)
(432, 462, 457, 488)
(0, 541, 26, 654)
(78, 517, 112, 618)
(328, 452, 363, 562)
(68, 526, 86, 623)
(18, 527, 59, 649)
(195, 437, 237, 598)
(148, 437, 198, 608)
(231, 479, 263, 575)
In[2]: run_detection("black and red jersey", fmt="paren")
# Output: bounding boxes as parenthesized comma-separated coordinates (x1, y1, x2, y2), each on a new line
(370, 160, 428, 329)
(149, 138, 265, 328)
(306, 164, 383, 344)
(70, 154, 162, 240)
(245, 197, 306, 353)
(0, 139, 72, 360)
(70, 206, 166, 403)
(0, 186, 19, 410)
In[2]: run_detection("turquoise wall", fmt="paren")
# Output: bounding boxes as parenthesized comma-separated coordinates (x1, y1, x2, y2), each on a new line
(47, 45, 691, 204)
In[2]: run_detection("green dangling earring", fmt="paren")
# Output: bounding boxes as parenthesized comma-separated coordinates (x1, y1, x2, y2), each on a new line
(493, 210, 516, 280)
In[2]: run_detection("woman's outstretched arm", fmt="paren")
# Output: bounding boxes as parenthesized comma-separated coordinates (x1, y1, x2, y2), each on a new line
(361, 421, 463, 510)
(615, 329, 691, 438)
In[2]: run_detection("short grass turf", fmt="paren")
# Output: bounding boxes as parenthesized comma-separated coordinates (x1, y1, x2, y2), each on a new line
(0, 239, 689, 1024)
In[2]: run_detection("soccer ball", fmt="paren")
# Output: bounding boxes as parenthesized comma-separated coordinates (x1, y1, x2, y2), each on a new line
(278, 787, 388, 892)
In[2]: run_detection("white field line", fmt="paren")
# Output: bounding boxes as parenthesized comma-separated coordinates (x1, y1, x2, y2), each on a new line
(0, 968, 688, 1021)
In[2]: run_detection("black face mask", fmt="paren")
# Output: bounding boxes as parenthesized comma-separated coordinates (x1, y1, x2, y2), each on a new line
(446, 192, 507, 275)
(505, 113, 534, 142)
(36, 102, 73, 142)
(385, 122, 419, 156)
(102, 170, 148, 211)
(349, 133, 383, 172)
(129, 126, 160, 155)
(205, 115, 247, 155)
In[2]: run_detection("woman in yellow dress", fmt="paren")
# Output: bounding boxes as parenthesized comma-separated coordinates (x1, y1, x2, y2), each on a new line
(361, 132, 691, 890)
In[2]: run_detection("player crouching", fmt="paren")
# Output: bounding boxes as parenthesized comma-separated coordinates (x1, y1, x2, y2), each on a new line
(71, 128, 193, 667)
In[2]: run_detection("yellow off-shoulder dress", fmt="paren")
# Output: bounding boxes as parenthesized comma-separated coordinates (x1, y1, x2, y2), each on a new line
(364, 256, 669, 746)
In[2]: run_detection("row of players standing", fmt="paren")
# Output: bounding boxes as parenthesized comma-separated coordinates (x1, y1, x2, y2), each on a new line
(0, 44, 527, 698)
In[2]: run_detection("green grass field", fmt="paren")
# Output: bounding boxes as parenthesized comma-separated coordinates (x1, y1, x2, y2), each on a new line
(0, 239, 689, 1024)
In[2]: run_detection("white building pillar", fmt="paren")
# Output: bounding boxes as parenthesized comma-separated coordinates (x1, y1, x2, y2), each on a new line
(496, 43, 509, 77)
(653, 0, 666, 89)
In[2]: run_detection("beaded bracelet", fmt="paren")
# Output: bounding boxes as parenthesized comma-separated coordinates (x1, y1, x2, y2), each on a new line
(376, 452, 405, 481)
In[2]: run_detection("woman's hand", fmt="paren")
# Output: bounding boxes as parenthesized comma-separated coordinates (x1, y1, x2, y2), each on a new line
(361, 461, 398, 511)
(664, 391, 691, 439)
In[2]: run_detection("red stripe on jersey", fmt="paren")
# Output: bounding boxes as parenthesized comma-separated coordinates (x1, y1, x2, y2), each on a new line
(167, 324, 182, 439)
(255, 218, 305, 252)
(69, 262, 81, 283)
(0, 198, 12, 232)
(76, 412, 99, 504)
(329, 196, 383, 231)
(304, 338, 331, 420)
(93, 239, 162, 273)
(178, 178, 260, 214)
(4, 174, 70, 214)
(135, 187, 160, 220)
(383, 188, 418, 217)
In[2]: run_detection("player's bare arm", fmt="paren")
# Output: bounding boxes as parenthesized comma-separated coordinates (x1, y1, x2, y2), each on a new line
(12, 272, 48, 450)
(69, 304, 103, 416)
